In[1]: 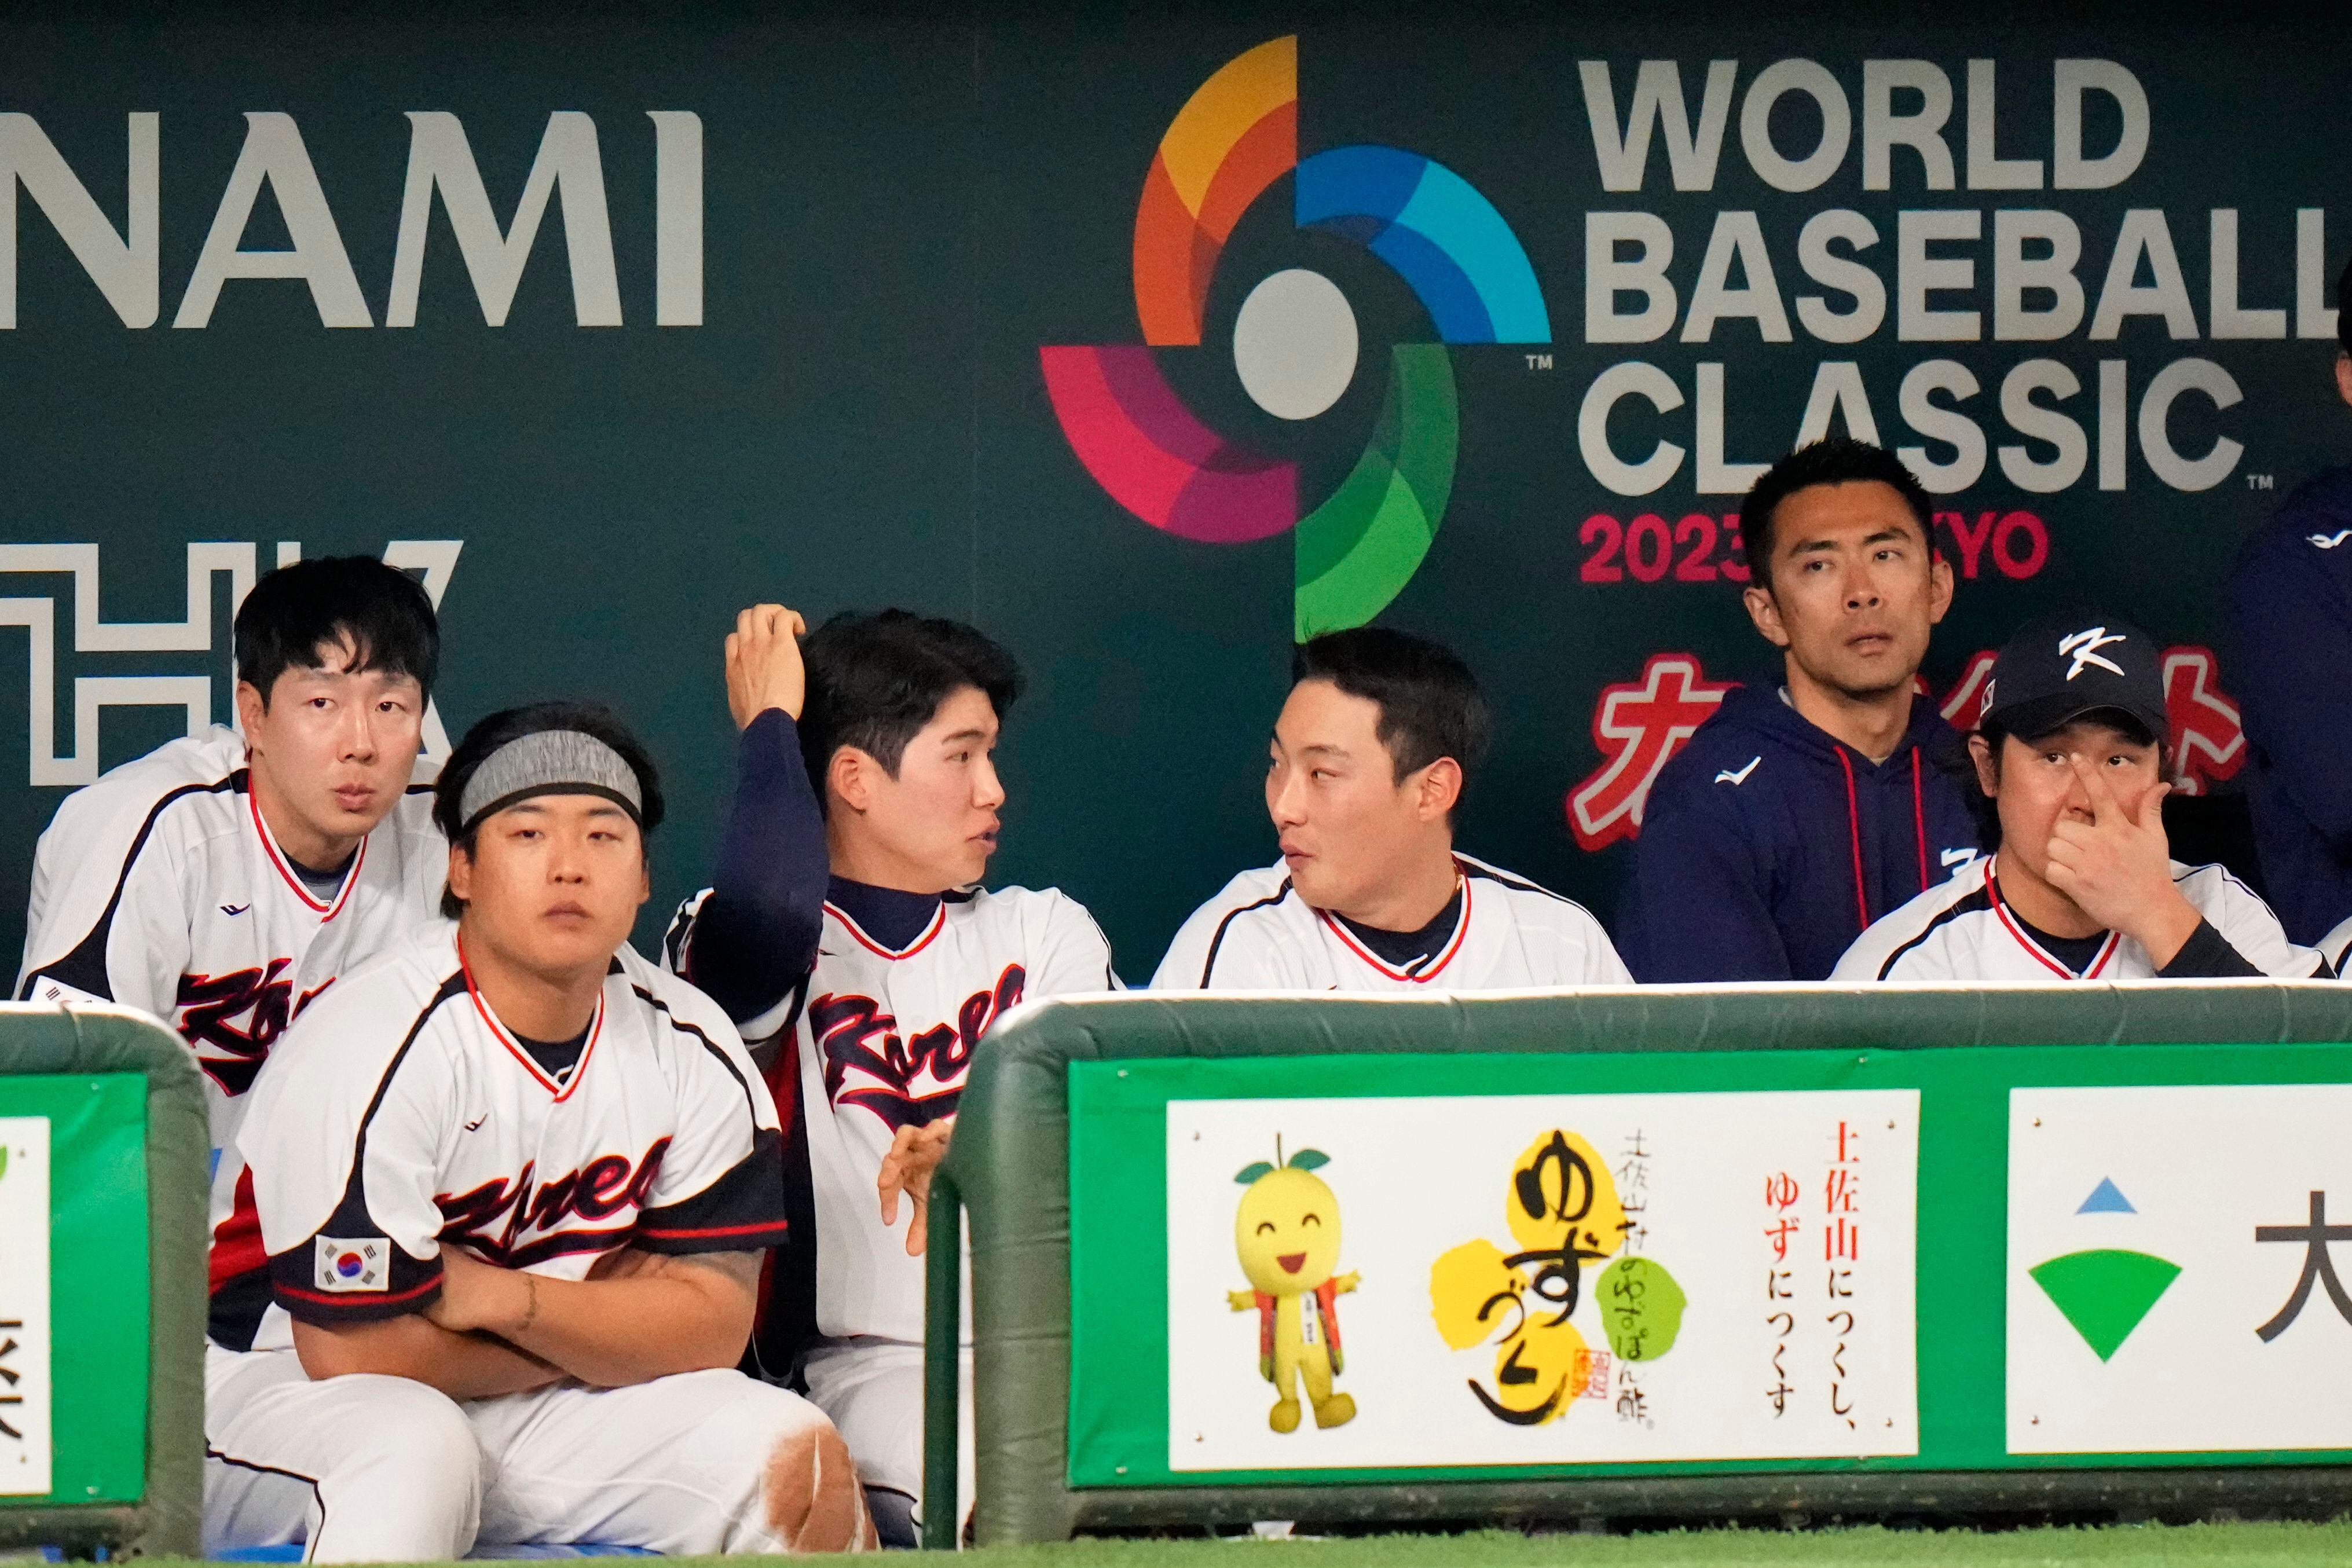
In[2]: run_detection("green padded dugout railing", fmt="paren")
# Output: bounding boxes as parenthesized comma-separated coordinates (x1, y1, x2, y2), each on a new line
(0, 1002, 207, 1559)
(925, 982, 2352, 1547)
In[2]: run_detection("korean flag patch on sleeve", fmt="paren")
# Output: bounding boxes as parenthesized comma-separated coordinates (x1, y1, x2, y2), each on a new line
(314, 1236, 389, 1293)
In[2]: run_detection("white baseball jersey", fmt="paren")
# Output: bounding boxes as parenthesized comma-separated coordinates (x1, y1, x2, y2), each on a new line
(1152, 853, 1632, 991)
(1833, 854, 2327, 982)
(207, 925, 789, 1355)
(2321, 914, 2352, 980)
(16, 726, 445, 1155)
(664, 882, 1113, 1346)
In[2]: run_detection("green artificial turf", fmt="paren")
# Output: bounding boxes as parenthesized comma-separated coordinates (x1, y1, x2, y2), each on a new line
(170, 1521, 2352, 1568)
(945, 1523, 2352, 1568)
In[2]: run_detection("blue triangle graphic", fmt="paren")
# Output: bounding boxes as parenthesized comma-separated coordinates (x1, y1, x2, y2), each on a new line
(2078, 1177, 2136, 1215)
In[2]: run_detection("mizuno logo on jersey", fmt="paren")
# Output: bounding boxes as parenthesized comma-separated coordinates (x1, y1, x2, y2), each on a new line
(2059, 627, 2127, 680)
(220, 903, 251, 917)
(1714, 756, 1761, 786)
(177, 961, 331, 1097)
(2309, 530, 2352, 549)
(811, 963, 1026, 1132)
(436, 1135, 671, 1266)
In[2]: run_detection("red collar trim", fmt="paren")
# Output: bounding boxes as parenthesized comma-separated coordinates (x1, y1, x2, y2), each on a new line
(1318, 873, 1472, 984)
(456, 935, 604, 1101)
(1985, 863, 2117, 979)
(826, 899, 946, 961)
(247, 785, 362, 919)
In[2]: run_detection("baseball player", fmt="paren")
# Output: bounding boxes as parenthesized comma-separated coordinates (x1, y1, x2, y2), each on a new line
(16, 557, 446, 1157)
(662, 606, 1114, 1544)
(203, 702, 872, 1562)
(2319, 913, 2352, 980)
(1153, 628, 1631, 991)
(1835, 612, 2329, 983)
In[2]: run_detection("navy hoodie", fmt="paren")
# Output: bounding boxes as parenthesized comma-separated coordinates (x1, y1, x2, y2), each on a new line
(1616, 679, 1983, 981)
(2226, 465, 2352, 944)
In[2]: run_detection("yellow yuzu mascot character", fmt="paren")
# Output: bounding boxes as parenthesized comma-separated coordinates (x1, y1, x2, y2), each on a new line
(1228, 1138, 1360, 1433)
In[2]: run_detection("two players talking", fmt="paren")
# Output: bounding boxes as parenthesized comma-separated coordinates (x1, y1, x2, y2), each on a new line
(17, 419, 2343, 1556)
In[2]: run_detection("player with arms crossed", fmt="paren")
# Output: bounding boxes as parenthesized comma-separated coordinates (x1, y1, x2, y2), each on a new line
(1155, 627, 1630, 990)
(17, 557, 445, 1158)
(204, 702, 873, 1561)
(1836, 613, 2328, 983)
(664, 606, 1113, 1544)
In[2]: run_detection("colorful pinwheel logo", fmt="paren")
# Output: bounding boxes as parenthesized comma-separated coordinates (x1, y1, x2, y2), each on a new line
(1041, 37, 1552, 640)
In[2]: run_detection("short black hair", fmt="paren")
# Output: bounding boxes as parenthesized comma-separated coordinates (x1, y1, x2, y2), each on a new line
(1291, 627, 1492, 794)
(798, 610, 1022, 807)
(235, 556, 439, 706)
(2338, 251, 2351, 358)
(1739, 438, 1935, 589)
(1967, 709, 2165, 852)
(432, 702, 665, 920)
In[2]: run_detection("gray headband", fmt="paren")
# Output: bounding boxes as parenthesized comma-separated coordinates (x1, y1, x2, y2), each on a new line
(459, 730, 643, 833)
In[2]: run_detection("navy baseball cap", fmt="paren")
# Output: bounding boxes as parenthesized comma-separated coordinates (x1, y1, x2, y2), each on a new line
(1980, 611, 2168, 745)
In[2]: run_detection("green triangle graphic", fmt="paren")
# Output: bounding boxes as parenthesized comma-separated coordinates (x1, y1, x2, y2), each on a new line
(2029, 1248, 2181, 1361)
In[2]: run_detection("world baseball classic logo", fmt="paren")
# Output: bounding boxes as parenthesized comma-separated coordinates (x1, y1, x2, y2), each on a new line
(1041, 36, 1551, 640)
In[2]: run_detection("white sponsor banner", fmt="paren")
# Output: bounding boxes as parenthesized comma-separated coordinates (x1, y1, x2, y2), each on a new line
(0, 1117, 52, 1496)
(1166, 1091, 1918, 1471)
(2009, 1085, 2352, 1455)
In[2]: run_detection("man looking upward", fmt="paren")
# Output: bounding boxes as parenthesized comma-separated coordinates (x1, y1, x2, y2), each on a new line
(1617, 438, 1979, 981)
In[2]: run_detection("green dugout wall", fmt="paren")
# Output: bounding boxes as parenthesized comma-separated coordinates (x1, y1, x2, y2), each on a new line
(2, 1, 2350, 973)
(929, 984, 2352, 1545)
(0, 1004, 206, 1558)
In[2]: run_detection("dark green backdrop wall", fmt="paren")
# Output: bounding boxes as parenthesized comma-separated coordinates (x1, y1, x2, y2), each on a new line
(2, 2, 2345, 976)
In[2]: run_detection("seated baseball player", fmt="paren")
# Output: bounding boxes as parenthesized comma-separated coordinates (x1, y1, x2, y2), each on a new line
(663, 606, 1115, 1545)
(203, 703, 873, 1562)
(1615, 438, 1979, 981)
(1835, 613, 2329, 983)
(16, 556, 446, 1189)
(1153, 627, 1631, 990)
(2324, 912, 2352, 981)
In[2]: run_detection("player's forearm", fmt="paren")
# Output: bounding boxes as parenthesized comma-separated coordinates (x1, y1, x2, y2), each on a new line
(492, 1265, 754, 1388)
(292, 1314, 559, 1401)
(689, 709, 830, 1024)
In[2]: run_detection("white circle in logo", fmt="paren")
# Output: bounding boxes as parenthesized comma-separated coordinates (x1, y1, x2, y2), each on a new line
(1233, 269, 1358, 422)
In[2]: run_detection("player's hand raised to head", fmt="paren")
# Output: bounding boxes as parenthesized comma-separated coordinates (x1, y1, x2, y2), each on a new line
(2043, 754, 2197, 963)
(724, 604, 808, 729)
(878, 1117, 955, 1257)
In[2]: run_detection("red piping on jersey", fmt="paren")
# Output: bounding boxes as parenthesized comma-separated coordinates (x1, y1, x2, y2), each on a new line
(638, 1219, 793, 1241)
(247, 785, 364, 918)
(457, 934, 605, 1101)
(1316, 871, 1471, 983)
(1985, 862, 2117, 979)
(1834, 750, 1869, 935)
(826, 899, 946, 961)
(275, 1272, 444, 1307)
(1910, 750, 1929, 893)
(1836, 746, 1936, 936)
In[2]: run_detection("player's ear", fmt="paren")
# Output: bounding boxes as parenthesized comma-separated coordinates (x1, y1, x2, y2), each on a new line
(1416, 757, 1463, 823)
(827, 746, 872, 814)
(1967, 732, 1998, 798)
(1742, 582, 1790, 649)
(446, 838, 474, 903)
(234, 679, 268, 734)
(1927, 545, 1955, 624)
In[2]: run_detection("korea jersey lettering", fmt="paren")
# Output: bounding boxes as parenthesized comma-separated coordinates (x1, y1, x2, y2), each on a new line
(665, 884, 1113, 1345)
(206, 927, 789, 1354)
(1152, 854, 1633, 991)
(1832, 855, 2327, 982)
(16, 726, 444, 1153)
